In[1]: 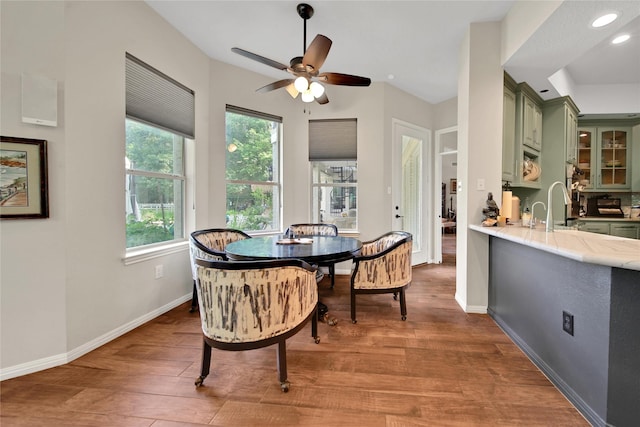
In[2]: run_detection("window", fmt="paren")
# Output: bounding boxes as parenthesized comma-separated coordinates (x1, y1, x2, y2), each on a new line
(312, 161, 358, 230)
(309, 119, 358, 231)
(125, 120, 185, 248)
(225, 106, 281, 232)
(125, 53, 193, 249)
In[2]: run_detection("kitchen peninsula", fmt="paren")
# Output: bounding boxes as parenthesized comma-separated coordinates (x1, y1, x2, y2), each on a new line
(470, 224, 640, 427)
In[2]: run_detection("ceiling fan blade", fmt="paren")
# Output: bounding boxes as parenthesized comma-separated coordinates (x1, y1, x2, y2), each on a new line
(302, 35, 332, 71)
(256, 79, 295, 93)
(315, 93, 329, 105)
(231, 47, 288, 71)
(319, 72, 371, 87)
(285, 84, 299, 99)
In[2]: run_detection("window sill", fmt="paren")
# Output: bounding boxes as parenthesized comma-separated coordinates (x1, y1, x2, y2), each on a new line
(124, 240, 188, 265)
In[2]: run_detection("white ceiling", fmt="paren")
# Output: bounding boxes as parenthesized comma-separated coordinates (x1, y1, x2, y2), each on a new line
(147, 1, 640, 110)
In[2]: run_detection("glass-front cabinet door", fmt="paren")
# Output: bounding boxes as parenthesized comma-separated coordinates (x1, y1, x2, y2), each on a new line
(577, 127, 631, 191)
(598, 128, 629, 189)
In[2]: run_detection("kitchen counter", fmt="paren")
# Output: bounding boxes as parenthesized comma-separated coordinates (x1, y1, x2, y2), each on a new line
(469, 224, 640, 271)
(472, 222, 640, 426)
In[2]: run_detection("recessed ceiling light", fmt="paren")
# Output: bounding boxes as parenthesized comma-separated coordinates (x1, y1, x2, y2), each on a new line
(612, 34, 631, 44)
(387, 74, 395, 80)
(592, 13, 618, 28)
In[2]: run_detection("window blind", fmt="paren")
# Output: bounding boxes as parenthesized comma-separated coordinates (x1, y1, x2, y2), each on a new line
(226, 105, 282, 123)
(125, 53, 195, 139)
(309, 118, 357, 161)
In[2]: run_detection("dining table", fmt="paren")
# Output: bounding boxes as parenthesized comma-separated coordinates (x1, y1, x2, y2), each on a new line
(225, 235, 362, 264)
(226, 235, 363, 325)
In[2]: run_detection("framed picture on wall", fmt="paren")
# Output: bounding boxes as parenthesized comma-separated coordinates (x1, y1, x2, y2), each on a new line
(450, 179, 457, 194)
(1, 136, 49, 219)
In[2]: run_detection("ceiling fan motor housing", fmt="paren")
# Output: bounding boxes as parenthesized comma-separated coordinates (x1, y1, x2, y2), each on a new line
(297, 3, 314, 20)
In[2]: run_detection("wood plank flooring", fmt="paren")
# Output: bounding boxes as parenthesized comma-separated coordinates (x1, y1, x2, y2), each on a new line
(1, 236, 588, 426)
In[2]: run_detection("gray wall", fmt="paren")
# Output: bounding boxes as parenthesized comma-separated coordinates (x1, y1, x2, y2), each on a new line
(489, 237, 610, 425)
(488, 236, 640, 426)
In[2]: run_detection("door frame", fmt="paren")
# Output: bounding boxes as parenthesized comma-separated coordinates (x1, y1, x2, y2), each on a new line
(391, 118, 432, 265)
(434, 126, 458, 264)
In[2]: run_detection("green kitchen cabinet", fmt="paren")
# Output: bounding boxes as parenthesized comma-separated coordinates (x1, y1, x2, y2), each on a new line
(504, 77, 543, 189)
(578, 221, 610, 235)
(502, 74, 517, 183)
(577, 125, 631, 191)
(610, 223, 639, 239)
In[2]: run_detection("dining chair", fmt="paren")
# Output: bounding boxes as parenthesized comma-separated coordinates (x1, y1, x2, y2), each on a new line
(350, 231, 412, 323)
(188, 228, 251, 312)
(286, 223, 339, 288)
(193, 258, 320, 392)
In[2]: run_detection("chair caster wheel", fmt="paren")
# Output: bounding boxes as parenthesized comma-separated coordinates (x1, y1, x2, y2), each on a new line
(401, 315, 407, 321)
(314, 336, 320, 344)
(280, 381, 290, 392)
(195, 376, 205, 387)
(352, 319, 357, 324)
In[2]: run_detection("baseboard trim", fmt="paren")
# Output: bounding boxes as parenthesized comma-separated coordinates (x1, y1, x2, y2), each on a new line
(454, 292, 487, 314)
(0, 293, 192, 381)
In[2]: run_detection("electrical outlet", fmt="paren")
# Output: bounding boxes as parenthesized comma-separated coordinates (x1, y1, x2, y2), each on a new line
(155, 264, 164, 279)
(563, 311, 574, 336)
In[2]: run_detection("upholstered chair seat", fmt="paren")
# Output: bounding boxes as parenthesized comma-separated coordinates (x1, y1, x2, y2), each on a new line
(286, 223, 339, 288)
(188, 228, 251, 311)
(350, 231, 412, 323)
(194, 258, 319, 392)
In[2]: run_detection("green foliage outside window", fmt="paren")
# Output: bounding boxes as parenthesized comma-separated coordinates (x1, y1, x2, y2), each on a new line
(225, 111, 279, 231)
(126, 120, 184, 248)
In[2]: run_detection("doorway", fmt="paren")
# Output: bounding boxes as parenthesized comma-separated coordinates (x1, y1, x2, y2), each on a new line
(391, 119, 432, 265)
(434, 126, 458, 264)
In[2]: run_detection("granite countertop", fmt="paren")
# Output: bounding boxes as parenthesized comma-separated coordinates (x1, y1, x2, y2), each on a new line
(469, 224, 640, 271)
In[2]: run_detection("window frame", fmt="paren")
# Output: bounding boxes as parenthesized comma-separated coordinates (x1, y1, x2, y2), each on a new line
(125, 119, 187, 254)
(311, 160, 358, 232)
(225, 105, 282, 234)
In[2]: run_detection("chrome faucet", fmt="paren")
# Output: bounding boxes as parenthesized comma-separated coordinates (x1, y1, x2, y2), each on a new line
(546, 181, 571, 232)
(530, 201, 546, 230)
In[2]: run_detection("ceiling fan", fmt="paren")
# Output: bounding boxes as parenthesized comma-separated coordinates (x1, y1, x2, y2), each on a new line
(231, 3, 371, 105)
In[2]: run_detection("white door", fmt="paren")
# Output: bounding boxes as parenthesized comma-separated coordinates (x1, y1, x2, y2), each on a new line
(392, 119, 431, 265)
(433, 126, 458, 264)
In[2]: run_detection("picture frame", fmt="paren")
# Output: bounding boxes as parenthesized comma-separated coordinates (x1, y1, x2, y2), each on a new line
(450, 178, 457, 194)
(1, 136, 49, 219)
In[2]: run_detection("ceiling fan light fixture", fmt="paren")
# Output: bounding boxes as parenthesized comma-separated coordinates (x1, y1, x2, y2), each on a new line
(301, 89, 314, 103)
(294, 76, 309, 92)
(310, 81, 325, 97)
(301, 89, 315, 103)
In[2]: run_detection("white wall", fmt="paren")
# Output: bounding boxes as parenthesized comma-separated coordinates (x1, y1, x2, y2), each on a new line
(456, 22, 504, 313)
(1, 0, 68, 370)
(0, 0, 438, 378)
(1, 0, 211, 378)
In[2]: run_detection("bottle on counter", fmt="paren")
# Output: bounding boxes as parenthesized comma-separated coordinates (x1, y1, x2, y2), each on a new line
(521, 197, 531, 227)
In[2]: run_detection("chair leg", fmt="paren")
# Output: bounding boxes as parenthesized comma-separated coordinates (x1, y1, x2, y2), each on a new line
(399, 289, 407, 321)
(312, 305, 320, 344)
(329, 264, 335, 289)
(195, 339, 211, 387)
(276, 340, 289, 392)
(189, 280, 198, 312)
(350, 290, 357, 324)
